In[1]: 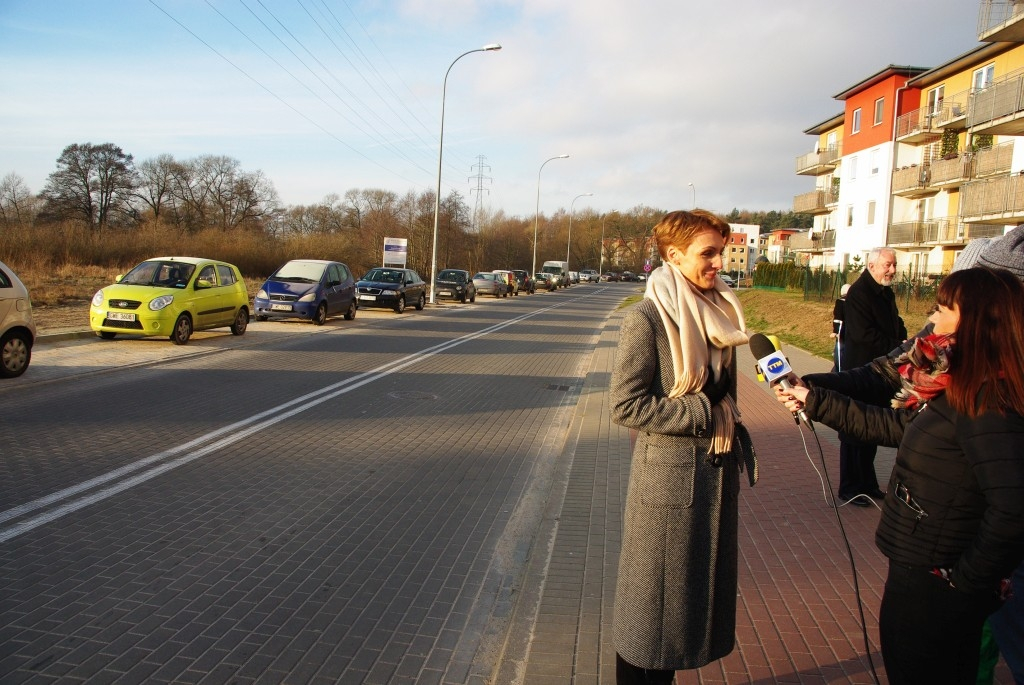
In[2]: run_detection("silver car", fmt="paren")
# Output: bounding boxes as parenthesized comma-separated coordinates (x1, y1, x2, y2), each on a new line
(472, 272, 509, 298)
(0, 260, 37, 378)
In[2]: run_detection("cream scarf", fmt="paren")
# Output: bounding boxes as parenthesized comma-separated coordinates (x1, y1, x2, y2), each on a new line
(645, 263, 749, 454)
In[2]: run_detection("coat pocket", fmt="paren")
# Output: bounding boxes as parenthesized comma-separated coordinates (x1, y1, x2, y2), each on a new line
(638, 438, 696, 508)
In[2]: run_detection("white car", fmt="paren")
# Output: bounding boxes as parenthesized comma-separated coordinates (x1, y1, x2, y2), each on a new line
(0, 260, 37, 378)
(719, 274, 736, 287)
(579, 269, 599, 283)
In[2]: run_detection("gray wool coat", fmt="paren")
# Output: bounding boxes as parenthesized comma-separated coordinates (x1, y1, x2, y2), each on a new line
(610, 298, 749, 671)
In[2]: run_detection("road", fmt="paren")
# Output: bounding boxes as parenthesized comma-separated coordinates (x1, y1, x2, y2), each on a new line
(0, 284, 633, 685)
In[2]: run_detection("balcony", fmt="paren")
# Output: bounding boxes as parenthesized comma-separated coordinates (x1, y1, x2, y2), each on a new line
(793, 189, 830, 215)
(933, 95, 969, 129)
(973, 140, 1014, 177)
(978, 0, 1024, 42)
(795, 145, 841, 175)
(886, 218, 998, 247)
(789, 229, 835, 253)
(928, 154, 973, 189)
(961, 174, 1024, 223)
(895, 107, 943, 143)
(892, 165, 933, 198)
(969, 76, 1024, 135)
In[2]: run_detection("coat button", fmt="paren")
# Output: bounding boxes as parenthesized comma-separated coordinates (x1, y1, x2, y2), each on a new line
(696, 428, 706, 437)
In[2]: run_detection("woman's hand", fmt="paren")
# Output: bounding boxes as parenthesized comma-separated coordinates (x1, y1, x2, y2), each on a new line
(773, 381, 809, 414)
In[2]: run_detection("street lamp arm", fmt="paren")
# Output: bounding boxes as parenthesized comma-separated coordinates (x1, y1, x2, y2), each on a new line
(566, 192, 593, 267)
(532, 153, 570, 277)
(429, 44, 502, 304)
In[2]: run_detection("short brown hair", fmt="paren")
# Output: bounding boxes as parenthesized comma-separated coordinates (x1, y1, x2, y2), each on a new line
(653, 210, 731, 260)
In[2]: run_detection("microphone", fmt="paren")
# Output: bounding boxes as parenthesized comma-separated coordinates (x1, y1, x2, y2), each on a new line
(749, 332, 813, 429)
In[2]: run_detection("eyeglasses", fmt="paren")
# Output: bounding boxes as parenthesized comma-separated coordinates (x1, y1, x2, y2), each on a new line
(894, 482, 927, 521)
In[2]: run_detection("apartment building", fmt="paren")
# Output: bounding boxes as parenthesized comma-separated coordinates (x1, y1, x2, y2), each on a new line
(793, 0, 1024, 275)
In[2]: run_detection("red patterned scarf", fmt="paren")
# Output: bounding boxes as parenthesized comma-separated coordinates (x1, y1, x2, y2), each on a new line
(891, 333, 954, 410)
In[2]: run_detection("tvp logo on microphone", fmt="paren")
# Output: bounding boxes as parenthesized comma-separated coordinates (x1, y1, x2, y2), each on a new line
(756, 351, 793, 385)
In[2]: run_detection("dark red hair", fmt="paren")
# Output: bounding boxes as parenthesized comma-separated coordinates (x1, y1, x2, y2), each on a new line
(939, 267, 1024, 417)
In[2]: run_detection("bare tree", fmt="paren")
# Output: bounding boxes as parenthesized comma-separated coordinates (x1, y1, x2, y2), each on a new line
(0, 172, 37, 228)
(41, 143, 137, 229)
(135, 154, 177, 222)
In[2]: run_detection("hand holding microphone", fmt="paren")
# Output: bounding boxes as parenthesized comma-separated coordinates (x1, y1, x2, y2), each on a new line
(749, 333, 814, 429)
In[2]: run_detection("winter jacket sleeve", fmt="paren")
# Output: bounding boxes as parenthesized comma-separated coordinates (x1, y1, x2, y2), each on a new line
(801, 385, 911, 448)
(610, 304, 714, 437)
(951, 408, 1024, 594)
(802, 354, 902, 407)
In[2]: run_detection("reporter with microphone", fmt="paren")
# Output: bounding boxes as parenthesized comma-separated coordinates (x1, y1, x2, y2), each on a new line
(609, 210, 756, 684)
(774, 267, 1024, 685)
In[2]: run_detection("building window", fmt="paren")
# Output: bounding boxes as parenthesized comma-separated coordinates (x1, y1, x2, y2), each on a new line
(874, 97, 884, 126)
(928, 86, 945, 115)
(867, 201, 876, 225)
(846, 206, 854, 227)
(870, 149, 879, 176)
(852, 108, 862, 134)
(973, 64, 995, 91)
(849, 156, 858, 180)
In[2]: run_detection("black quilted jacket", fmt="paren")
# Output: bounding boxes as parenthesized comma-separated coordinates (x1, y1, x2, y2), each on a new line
(801, 382, 1024, 595)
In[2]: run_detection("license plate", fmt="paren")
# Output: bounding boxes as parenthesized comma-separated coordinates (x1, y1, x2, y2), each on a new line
(438, 290, 452, 296)
(271, 303, 292, 311)
(107, 311, 136, 322)
(359, 294, 377, 301)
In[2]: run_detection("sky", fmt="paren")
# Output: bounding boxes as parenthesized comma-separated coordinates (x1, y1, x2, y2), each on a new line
(0, 0, 983, 220)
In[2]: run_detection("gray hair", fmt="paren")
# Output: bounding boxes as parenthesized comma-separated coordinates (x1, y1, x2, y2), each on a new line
(867, 246, 895, 265)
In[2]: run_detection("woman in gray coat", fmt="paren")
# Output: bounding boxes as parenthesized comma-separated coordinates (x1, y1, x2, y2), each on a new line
(610, 210, 756, 683)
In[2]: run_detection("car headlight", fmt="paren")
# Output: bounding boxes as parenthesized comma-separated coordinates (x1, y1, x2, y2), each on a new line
(91, 290, 104, 307)
(256, 288, 268, 299)
(298, 292, 316, 302)
(150, 294, 174, 311)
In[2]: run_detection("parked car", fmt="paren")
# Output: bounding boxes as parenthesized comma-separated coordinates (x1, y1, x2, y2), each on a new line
(600, 272, 621, 282)
(534, 272, 557, 291)
(511, 269, 536, 294)
(434, 268, 476, 303)
(254, 259, 356, 325)
(492, 270, 519, 296)
(620, 271, 639, 282)
(472, 272, 509, 298)
(579, 269, 599, 283)
(719, 273, 736, 287)
(356, 267, 427, 313)
(90, 257, 249, 345)
(0, 259, 37, 378)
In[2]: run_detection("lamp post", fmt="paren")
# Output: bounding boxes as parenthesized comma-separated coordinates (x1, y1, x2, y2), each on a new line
(688, 182, 696, 209)
(532, 154, 570, 278)
(566, 192, 592, 271)
(599, 214, 606, 277)
(429, 43, 502, 304)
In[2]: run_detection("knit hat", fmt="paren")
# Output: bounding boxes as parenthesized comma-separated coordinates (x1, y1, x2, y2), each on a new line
(977, 224, 1024, 279)
(840, 283, 851, 297)
(952, 237, 995, 272)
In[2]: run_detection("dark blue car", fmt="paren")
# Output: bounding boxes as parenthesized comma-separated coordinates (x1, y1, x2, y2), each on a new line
(254, 259, 356, 325)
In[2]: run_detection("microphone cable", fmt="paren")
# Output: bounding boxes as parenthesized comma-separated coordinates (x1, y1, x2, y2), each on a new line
(792, 417, 882, 685)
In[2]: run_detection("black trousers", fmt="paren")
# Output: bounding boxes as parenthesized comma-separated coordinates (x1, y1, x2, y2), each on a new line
(616, 653, 674, 685)
(879, 563, 1001, 685)
(838, 440, 879, 498)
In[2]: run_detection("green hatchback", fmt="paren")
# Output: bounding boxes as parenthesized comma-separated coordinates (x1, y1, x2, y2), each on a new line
(90, 257, 250, 345)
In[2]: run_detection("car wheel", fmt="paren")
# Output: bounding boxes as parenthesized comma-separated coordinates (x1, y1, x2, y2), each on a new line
(470, 292, 476, 303)
(459, 292, 466, 304)
(415, 293, 425, 310)
(312, 302, 327, 326)
(256, 315, 269, 322)
(171, 313, 192, 345)
(231, 307, 249, 335)
(394, 295, 406, 313)
(99, 331, 117, 340)
(0, 330, 31, 378)
(344, 301, 357, 320)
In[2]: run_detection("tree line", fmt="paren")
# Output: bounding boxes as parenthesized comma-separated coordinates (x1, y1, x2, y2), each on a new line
(0, 141, 806, 280)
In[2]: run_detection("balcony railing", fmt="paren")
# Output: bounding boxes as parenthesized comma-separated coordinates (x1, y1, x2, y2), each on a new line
(793, 189, 829, 215)
(795, 145, 841, 175)
(789, 229, 835, 252)
(973, 140, 1014, 177)
(891, 164, 933, 197)
(887, 218, 998, 246)
(961, 174, 1024, 223)
(928, 154, 973, 188)
(978, 0, 1024, 42)
(895, 107, 943, 143)
(970, 75, 1024, 135)
(933, 93, 969, 129)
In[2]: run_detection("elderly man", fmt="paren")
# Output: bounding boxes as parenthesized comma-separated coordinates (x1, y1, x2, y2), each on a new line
(836, 247, 907, 506)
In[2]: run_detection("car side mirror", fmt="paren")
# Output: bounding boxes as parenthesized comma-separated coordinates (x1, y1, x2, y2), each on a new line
(196, 279, 213, 289)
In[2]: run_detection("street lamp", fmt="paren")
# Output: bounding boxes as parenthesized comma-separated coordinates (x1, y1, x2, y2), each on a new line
(688, 182, 696, 209)
(599, 214, 606, 277)
(532, 154, 570, 278)
(566, 192, 592, 270)
(429, 43, 502, 304)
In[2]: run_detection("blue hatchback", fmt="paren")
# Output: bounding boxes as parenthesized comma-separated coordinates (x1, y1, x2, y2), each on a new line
(254, 259, 357, 325)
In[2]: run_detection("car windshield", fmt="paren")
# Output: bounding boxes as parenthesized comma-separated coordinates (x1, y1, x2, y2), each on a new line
(363, 269, 403, 283)
(121, 261, 196, 287)
(474, 273, 495, 281)
(438, 270, 464, 282)
(272, 261, 327, 283)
